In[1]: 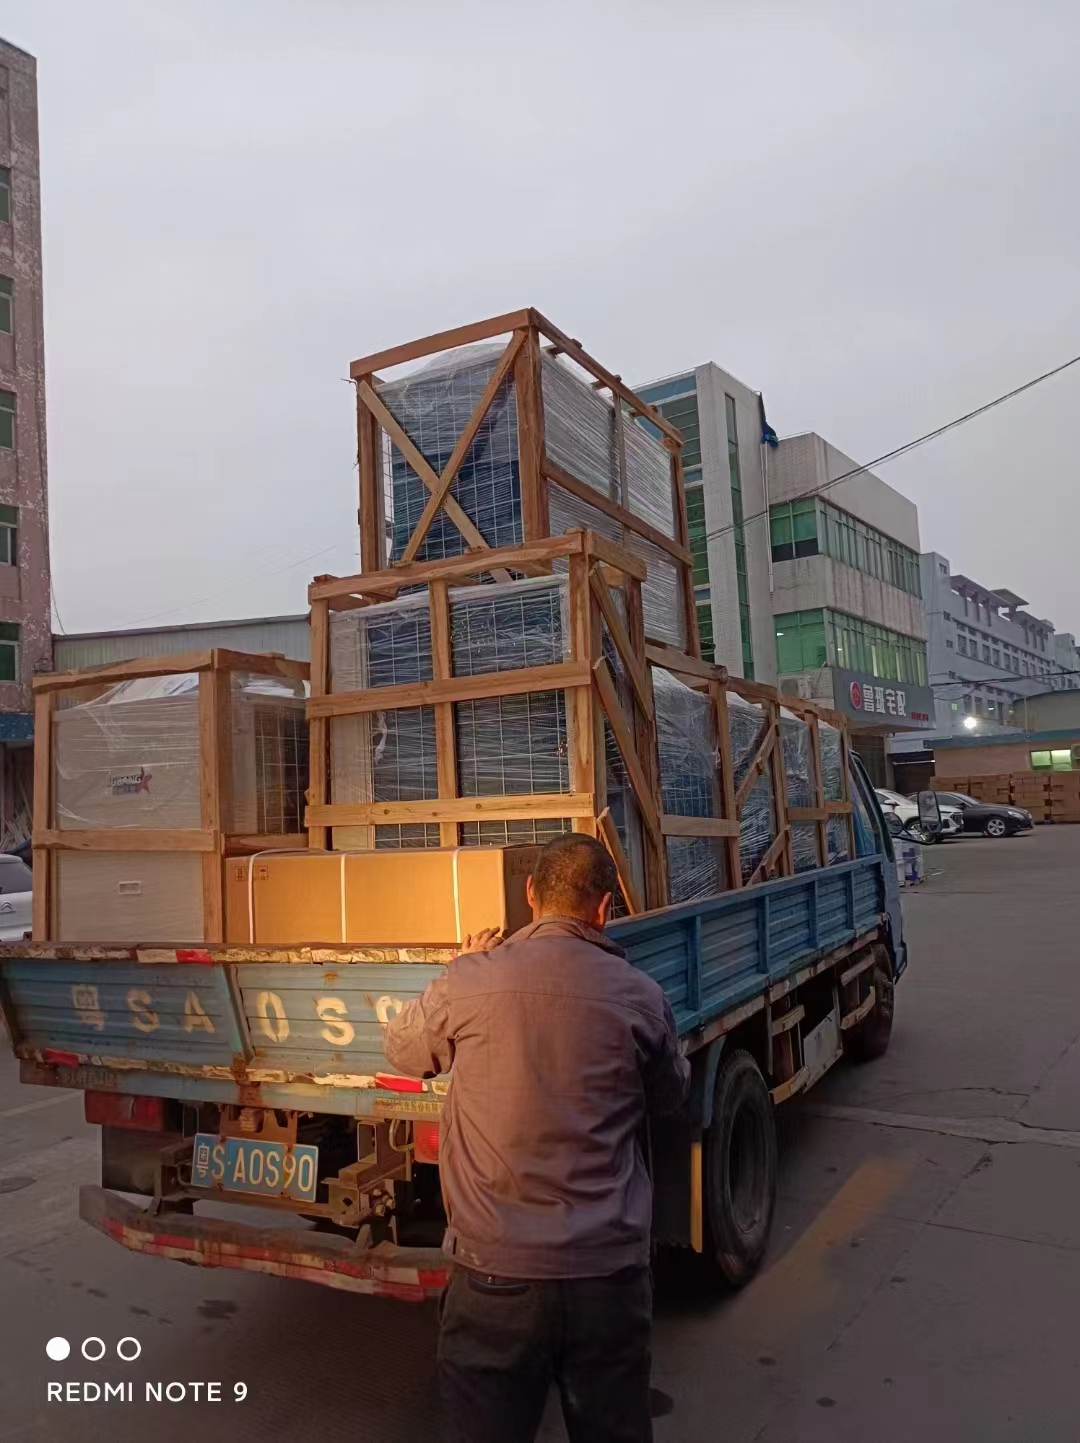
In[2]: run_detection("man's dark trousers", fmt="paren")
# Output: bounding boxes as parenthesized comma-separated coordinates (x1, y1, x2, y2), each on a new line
(438, 1264, 653, 1443)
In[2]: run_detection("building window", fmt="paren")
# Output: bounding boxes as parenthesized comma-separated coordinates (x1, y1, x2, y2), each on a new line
(684, 482, 709, 586)
(0, 391, 12, 450)
(656, 392, 701, 470)
(769, 499, 819, 561)
(0, 169, 9, 225)
(0, 276, 10, 335)
(992, 649, 1001, 667)
(1031, 749, 1074, 772)
(0, 621, 17, 681)
(958, 636, 967, 656)
(697, 603, 714, 664)
(0, 505, 16, 565)
(774, 610, 827, 673)
(982, 644, 990, 663)
(725, 395, 754, 678)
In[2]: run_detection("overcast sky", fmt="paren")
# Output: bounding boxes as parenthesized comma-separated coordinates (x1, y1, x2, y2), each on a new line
(5, 0, 1079, 634)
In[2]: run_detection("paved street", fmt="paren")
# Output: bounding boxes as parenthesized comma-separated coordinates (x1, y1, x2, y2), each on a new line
(2, 826, 1080, 1441)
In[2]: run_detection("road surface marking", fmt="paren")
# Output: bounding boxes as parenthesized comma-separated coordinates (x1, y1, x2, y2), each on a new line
(805, 1102, 1080, 1150)
(0, 1091, 80, 1121)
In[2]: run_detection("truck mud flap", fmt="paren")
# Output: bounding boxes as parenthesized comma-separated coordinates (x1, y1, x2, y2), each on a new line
(79, 1186, 448, 1302)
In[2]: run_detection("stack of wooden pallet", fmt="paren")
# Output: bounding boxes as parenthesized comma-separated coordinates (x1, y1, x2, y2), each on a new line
(966, 774, 1011, 805)
(931, 776, 967, 793)
(1010, 772, 1051, 821)
(1047, 772, 1080, 823)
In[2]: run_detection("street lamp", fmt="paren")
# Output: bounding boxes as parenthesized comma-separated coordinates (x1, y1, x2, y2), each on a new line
(962, 715, 978, 731)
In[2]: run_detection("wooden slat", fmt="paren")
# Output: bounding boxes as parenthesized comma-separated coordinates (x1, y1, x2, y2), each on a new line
(597, 807, 643, 915)
(349, 309, 532, 379)
(825, 801, 854, 815)
(429, 580, 459, 848)
(516, 327, 548, 542)
(34, 650, 216, 693)
(592, 658, 660, 841)
(402, 333, 526, 563)
(670, 447, 700, 658)
(32, 690, 55, 940)
(307, 659, 590, 720)
(750, 828, 789, 885)
(767, 700, 792, 877)
(34, 829, 219, 852)
(529, 310, 684, 445)
(807, 716, 828, 869)
(580, 530, 647, 582)
(589, 567, 653, 718)
(310, 534, 591, 602)
(544, 458, 694, 566)
(307, 599, 329, 850)
(788, 807, 827, 823)
(198, 671, 225, 943)
(734, 722, 777, 812)
(712, 682, 742, 890)
(225, 834, 308, 854)
(660, 814, 740, 838)
(645, 643, 727, 683)
(210, 650, 310, 682)
(306, 793, 595, 828)
(357, 381, 508, 572)
(568, 552, 598, 839)
(625, 573, 664, 909)
(356, 376, 385, 574)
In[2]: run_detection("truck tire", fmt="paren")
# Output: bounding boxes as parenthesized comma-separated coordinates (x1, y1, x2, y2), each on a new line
(703, 1049, 777, 1290)
(845, 948, 895, 1062)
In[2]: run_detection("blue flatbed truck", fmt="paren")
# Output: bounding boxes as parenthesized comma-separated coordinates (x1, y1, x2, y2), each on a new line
(0, 762, 904, 1300)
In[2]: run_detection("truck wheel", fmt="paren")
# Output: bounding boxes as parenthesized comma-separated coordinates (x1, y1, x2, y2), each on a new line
(703, 1049, 777, 1289)
(845, 948, 895, 1062)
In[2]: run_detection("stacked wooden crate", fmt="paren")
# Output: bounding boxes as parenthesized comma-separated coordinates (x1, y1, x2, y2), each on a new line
(1047, 772, 1080, 823)
(967, 774, 1010, 804)
(1010, 772, 1050, 821)
(931, 776, 967, 793)
(32, 650, 310, 942)
(305, 308, 862, 915)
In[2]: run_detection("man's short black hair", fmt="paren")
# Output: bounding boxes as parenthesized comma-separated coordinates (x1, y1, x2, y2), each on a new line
(531, 835, 618, 915)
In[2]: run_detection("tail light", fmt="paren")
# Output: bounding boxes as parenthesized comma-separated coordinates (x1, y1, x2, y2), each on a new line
(413, 1121, 440, 1164)
(375, 1072, 424, 1094)
(84, 1092, 165, 1131)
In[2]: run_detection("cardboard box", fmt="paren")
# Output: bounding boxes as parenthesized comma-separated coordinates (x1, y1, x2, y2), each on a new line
(225, 845, 540, 946)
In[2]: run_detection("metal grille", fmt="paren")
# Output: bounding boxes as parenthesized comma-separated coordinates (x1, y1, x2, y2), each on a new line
(253, 703, 309, 834)
(383, 354, 521, 564)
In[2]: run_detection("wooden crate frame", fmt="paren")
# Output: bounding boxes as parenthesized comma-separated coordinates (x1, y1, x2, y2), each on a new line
(306, 535, 857, 912)
(348, 307, 699, 656)
(32, 649, 311, 943)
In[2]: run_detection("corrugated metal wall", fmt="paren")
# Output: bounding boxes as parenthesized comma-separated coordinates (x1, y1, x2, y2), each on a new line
(52, 615, 311, 670)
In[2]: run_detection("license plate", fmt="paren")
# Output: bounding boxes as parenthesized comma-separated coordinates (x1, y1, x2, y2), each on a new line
(190, 1133, 319, 1203)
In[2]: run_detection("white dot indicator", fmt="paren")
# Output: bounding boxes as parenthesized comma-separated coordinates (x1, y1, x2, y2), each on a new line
(46, 1337, 70, 1362)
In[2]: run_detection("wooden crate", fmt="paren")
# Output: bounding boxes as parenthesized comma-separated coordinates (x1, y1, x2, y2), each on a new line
(349, 307, 699, 654)
(32, 649, 310, 942)
(306, 533, 857, 913)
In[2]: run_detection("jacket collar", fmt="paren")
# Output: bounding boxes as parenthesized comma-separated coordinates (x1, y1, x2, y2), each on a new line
(506, 915, 627, 959)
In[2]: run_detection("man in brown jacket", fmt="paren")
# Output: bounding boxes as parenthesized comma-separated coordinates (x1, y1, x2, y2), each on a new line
(384, 834, 690, 1443)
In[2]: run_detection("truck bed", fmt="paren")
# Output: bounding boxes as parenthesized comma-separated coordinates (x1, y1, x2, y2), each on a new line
(0, 857, 892, 1111)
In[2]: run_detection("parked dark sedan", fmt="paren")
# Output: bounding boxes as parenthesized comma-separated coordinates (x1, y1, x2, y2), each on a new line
(923, 790, 1034, 838)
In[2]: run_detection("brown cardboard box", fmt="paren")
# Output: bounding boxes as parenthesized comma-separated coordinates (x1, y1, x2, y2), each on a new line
(225, 846, 539, 946)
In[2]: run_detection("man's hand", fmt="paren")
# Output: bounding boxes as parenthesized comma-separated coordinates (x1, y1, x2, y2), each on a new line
(457, 926, 503, 956)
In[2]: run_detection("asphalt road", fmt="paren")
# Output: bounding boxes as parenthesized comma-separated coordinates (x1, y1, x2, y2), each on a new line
(2, 826, 1080, 1441)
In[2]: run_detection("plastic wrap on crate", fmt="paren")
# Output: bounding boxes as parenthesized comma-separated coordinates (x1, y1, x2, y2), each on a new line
(819, 720, 844, 801)
(55, 851, 204, 943)
(666, 836, 728, 905)
(624, 413, 676, 536)
(53, 675, 203, 830)
(781, 709, 818, 873)
(52, 673, 306, 837)
(597, 588, 646, 905)
(654, 668, 720, 819)
(541, 352, 617, 499)
(380, 347, 521, 565)
(548, 484, 686, 649)
(827, 814, 851, 865)
(728, 691, 776, 882)
(328, 577, 576, 850)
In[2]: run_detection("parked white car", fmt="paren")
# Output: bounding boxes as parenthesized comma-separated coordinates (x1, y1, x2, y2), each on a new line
(874, 789, 963, 843)
(0, 853, 32, 941)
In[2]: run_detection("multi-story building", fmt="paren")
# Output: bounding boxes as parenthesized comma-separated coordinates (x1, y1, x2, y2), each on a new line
(635, 365, 775, 683)
(765, 433, 934, 785)
(888, 556, 1080, 789)
(0, 39, 49, 847)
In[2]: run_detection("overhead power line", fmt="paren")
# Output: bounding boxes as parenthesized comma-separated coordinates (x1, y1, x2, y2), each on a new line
(701, 348, 1080, 548)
